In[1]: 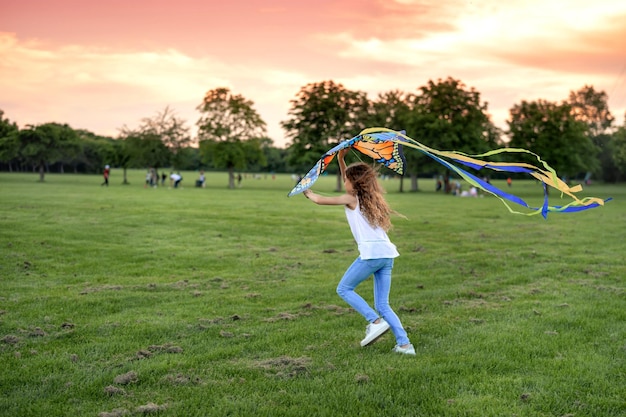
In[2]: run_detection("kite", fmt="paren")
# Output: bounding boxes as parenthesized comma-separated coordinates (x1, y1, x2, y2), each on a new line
(287, 130, 406, 197)
(288, 127, 609, 218)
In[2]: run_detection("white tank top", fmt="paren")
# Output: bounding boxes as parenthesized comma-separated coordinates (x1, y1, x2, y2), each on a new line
(345, 202, 399, 260)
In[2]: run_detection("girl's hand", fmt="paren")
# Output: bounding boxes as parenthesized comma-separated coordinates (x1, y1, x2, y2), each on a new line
(338, 148, 349, 159)
(303, 189, 319, 203)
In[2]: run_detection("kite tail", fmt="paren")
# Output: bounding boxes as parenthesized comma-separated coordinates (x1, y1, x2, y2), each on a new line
(360, 127, 609, 218)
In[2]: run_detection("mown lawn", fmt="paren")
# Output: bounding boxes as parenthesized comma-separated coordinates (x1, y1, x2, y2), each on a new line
(0, 170, 624, 416)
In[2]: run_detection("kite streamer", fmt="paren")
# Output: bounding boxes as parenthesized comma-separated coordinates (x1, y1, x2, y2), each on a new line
(288, 127, 609, 218)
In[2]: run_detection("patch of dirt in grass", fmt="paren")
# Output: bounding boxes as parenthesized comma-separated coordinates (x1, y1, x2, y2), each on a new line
(133, 343, 184, 360)
(199, 317, 224, 324)
(264, 312, 297, 322)
(264, 311, 312, 322)
(300, 303, 352, 315)
(29, 327, 46, 337)
(171, 280, 190, 289)
(570, 278, 624, 294)
(198, 317, 226, 329)
(253, 356, 311, 379)
(113, 371, 138, 385)
(398, 305, 425, 313)
(355, 373, 370, 383)
(162, 373, 204, 386)
(1, 334, 20, 345)
(148, 343, 183, 354)
(134, 349, 152, 360)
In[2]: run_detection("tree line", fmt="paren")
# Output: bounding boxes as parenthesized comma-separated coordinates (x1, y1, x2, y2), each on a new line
(1, 78, 625, 187)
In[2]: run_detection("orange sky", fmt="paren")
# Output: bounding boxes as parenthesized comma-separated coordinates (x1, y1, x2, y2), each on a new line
(1, 0, 625, 147)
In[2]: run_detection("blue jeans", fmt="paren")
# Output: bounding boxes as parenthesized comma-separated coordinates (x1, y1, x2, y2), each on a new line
(337, 257, 410, 346)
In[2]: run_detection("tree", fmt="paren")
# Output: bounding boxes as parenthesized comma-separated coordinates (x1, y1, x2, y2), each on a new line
(119, 106, 191, 174)
(568, 85, 614, 137)
(112, 138, 132, 184)
(366, 90, 413, 191)
(281, 80, 370, 191)
(403, 78, 501, 191)
(197, 87, 268, 188)
(143, 106, 192, 169)
(174, 146, 202, 171)
(0, 110, 20, 171)
(258, 140, 289, 173)
(507, 99, 598, 179)
(72, 130, 115, 174)
(594, 133, 621, 182)
(16, 123, 81, 181)
(567, 85, 616, 182)
(613, 114, 626, 179)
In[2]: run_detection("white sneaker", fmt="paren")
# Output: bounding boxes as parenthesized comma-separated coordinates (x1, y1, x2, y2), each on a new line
(360, 319, 390, 346)
(392, 344, 416, 355)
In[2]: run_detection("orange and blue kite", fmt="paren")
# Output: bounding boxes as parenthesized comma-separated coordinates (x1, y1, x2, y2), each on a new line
(288, 127, 609, 218)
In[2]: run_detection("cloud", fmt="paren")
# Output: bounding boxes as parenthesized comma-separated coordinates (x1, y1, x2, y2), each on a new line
(309, 1, 626, 128)
(0, 33, 235, 137)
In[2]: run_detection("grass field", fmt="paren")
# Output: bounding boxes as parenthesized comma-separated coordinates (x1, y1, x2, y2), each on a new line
(1, 169, 624, 417)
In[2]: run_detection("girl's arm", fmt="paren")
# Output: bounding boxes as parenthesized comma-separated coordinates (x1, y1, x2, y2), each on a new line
(337, 148, 348, 181)
(303, 189, 356, 207)
(302, 148, 356, 206)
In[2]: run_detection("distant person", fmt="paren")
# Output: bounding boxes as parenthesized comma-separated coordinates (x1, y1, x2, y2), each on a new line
(170, 172, 183, 188)
(237, 173, 243, 187)
(101, 165, 110, 186)
(444, 174, 451, 193)
(150, 167, 157, 187)
(145, 169, 152, 188)
(452, 181, 462, 196)
(161, 172, 167, 186)
(507, 177, 512, 187)
(196, 171, 206, 188)
(302, 149, 415, 356)
(460, 186, 478, 197)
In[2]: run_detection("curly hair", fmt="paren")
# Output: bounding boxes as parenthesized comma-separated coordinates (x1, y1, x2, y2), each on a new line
(345, 162, 395, 231)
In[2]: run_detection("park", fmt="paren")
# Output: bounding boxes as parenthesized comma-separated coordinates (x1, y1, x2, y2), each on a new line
(1, 170, 624, 416)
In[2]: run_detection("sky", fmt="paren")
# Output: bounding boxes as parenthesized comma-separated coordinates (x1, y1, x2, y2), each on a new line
(1, 0, 625, 148)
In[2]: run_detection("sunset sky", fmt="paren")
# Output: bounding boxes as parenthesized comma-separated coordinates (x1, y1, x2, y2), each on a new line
(1, 0, 625, 147)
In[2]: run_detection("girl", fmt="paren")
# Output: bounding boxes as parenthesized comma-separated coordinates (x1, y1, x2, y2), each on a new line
(303, 149, 415, 355)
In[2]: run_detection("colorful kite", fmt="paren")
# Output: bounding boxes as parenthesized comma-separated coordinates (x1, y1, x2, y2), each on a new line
(288, 127, 609, 218)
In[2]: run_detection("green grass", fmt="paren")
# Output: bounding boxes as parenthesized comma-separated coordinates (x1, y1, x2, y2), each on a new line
(1, 170, 625, 416)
